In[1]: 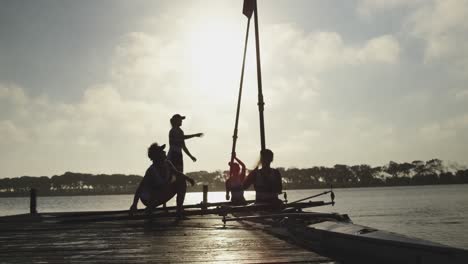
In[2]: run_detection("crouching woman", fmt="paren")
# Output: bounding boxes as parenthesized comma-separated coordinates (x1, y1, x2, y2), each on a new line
(129, 142, 195, 218)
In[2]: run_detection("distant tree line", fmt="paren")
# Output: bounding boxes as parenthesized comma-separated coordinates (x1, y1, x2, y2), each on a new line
(1, 159, 467, 197)
(0, 172, 142, 197)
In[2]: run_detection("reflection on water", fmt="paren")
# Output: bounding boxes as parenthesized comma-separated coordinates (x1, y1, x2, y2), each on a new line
(1, 184, 467, 249)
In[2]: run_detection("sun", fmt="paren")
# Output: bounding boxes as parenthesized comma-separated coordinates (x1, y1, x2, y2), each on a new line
(184, 15, 253, 104)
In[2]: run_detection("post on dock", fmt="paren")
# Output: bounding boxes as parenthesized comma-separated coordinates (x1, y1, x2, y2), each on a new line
(30, 188, 37, 215)
(202, 185, 208, 210)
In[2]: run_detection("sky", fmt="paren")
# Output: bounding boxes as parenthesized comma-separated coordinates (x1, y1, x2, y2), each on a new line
(1, 0, 468, 178)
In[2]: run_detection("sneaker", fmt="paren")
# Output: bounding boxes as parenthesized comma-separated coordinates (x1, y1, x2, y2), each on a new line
(145, 206, 153, 216)
(176, 210, 190, 220)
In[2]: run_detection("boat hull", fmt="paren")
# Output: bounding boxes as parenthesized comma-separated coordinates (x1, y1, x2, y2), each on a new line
(287, 220, 468, 264)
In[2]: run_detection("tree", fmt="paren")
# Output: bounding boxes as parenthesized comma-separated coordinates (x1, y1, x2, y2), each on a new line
(439, 172, 454, 184)
(456, 169, 468, 183)
(351, 165, 374, 185)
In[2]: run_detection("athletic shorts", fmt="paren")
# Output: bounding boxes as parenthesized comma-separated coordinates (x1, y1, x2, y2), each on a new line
(168, 151, 183, 173)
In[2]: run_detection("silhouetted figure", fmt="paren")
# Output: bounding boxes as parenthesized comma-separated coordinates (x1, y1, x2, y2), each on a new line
(129, 143, 195, 218)
(226, 155, 247, 205)
(168, 114, 203, 173)
(243, 149, 282, 204)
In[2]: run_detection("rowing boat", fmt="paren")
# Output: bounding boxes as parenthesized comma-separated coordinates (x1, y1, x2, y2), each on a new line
(224, 205, 468, 264)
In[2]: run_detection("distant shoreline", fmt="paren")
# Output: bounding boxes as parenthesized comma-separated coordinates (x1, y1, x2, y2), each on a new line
(1, 182, 467, 198)
(2, 159, 467, 198)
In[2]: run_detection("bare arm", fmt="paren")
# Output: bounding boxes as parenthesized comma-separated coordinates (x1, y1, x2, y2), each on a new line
(184, 133, 203, 140)
(235, 157, 246, 180)
(129, 182, 143, 214)
(225, 179, 231, 200)
(182, 145, 196, 162)
(234, 157, 245, 168)
(275, 169, 283, 194)
(242, 169, 256, 190)
(167, 160, 195, 186)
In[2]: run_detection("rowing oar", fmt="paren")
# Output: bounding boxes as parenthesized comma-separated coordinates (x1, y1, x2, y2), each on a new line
(54, 200, 257, 219)
(57, 201, 330, 223)
(289, 189, 335, 205)
(222, 212, 350, 224)
(230, 1, 252, 166)
(281, 201, 335, 213)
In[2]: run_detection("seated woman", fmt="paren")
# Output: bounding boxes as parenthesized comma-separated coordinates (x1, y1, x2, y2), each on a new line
(243, 149, 282, 204)
(129, 143, 195, 217)
(225, 155, 247, 205)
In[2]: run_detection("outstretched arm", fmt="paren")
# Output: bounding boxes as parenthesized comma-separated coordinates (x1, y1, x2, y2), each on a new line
(184, 133, 204, 140)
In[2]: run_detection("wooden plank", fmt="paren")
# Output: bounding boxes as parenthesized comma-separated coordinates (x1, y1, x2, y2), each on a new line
(0, 214, 331, 263)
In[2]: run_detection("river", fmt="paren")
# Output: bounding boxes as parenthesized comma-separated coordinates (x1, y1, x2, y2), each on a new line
(1, 184, 467, 249)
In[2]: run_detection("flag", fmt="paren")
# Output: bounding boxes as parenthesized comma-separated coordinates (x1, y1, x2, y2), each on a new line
(243, 0, 255, 18)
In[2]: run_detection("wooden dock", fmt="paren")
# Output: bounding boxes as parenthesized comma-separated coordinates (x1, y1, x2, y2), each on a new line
(0, 213, 333, 263)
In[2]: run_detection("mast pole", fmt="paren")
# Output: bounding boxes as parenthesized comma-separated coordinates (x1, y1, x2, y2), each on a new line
(253, 0, 266, 151)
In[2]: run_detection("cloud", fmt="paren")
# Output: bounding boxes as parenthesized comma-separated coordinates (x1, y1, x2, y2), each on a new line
(1, 82, 169, 143)
(357, 0, 424, 16)
(0, 84, 28, 105)
(416, 113, 468, 160)
(0, 80, 173, 176)
(359, 35, 401, 64)
(110, 32, 188, 102)
(456, 89, 468, 101)
(357, 0, 468, 71)
(406, 0, 468, 65)
(0, 120, 28, 144)
(260, 24, 400, 110)
(264, 24, 400, 73)
(269, 111, 403, 168)
(419, 123, 457, 141)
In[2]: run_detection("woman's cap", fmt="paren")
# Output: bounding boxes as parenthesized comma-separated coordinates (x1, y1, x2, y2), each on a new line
(171, 114, 186, 121)
(148, 143, 166, 161)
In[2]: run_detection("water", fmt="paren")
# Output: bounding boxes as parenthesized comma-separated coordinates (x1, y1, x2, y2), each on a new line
(1, 184, 467, 249)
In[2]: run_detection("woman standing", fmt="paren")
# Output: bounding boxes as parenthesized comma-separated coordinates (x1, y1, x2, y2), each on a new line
(167, 114, 203, 173)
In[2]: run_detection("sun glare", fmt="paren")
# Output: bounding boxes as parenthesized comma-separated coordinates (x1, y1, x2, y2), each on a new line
(185, 17, 250, 103)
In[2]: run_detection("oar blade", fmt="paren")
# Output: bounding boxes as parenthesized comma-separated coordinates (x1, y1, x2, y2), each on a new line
(243, 0, 255, 18)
